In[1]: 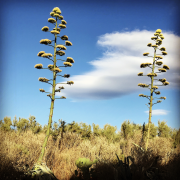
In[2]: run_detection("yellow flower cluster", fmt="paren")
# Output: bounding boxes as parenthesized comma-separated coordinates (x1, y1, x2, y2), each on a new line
(152, 86, 158, 89)
(38, 77, 49, 82)
(48, 64, 54, 69)
(37, 51, 45, 56)
(138, 83, 149, 88)
(41, 53, 53, 58)
(155, 91, 160, 95)
(66, 57, 74, 63)
(48, 18, 56, 23)
(152, 45, 158, 48)
(155, 56, 163, 59)
(39, 88, 45, 92)
(147, 73, 157, 77)
(41, 26, 49, 32)
(61, 35, 68, 40)
(140, 63, 152, 68)
(59, 24, 66, 29)
(67, 81, 74, 85)
(163, 65, 170, 70)
(162, 51, 167, 55)
(139, 94, 147, 97)
(137, 72, 143, 76)
(65, 41, 72, 46)
(56, 45, 67, 50)
(50, 30, 60, 34)
(159, 78, 166, 82)
(151, 37, 157, 40)
(58, 86, 65, 89)
(63, 62, 72, 67)
(53, 28, 61, 32)
(160, 97, 166, 100)
(143, 52, 149, 56)
(163, 81, 169, 85)
(49, 9, 66, 23)
(158, 68, 167, 72)
(52, 7, 61, 14)
(156, 29, 162, 33)
(61, 20, 67, 25)
(34, 64, 43, 69)
(56, 50, 65, 56)
(52, 68, 62, 73)
(146, 29, 165, 55)
(155, 61, 163, 66)
(160, 47, 166, 51)
(40, 39, 52, 45)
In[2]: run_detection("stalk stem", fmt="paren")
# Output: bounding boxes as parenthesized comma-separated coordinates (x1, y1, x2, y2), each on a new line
(36, 17, 58, 165)
(145, 47, 157, 151)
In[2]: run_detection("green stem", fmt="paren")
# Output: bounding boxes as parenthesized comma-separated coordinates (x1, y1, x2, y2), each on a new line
(145, 47, 156, 151)
(36, 18, 58, 165)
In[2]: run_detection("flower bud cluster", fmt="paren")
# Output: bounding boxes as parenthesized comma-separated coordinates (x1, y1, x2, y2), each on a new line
(138, 29, 170, 107)
(35, 7, 75, 99)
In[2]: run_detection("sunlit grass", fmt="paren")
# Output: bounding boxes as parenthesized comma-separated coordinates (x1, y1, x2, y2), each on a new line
(0, 128, 179, 179)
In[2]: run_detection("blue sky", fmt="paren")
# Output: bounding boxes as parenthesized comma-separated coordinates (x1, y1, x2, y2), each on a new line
(0, 0, 180, 135)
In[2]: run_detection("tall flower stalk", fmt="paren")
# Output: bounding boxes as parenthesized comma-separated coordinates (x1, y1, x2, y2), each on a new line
(137, 29, 169, 151)
(25, 7, 74, 179)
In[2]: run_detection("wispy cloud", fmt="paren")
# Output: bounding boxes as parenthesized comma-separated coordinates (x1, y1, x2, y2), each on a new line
(54, 30, 180, 101)
(145, 109, 170, 115)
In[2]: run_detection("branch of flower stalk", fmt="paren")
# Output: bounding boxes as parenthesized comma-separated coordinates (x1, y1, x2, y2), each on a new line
(145, 104, 150, 108)
(42, 68, 56, 70)
(41, 82, 53, 86)
(153, 102, 162, 106)
(56, 58, 65, 61)
(46, 57, 54, 62)
(57, 35, 63, 38)
(40, 91, 52, 94)
(55, 83, 72, 85)
(153, 97, 161, 100)
(143, 86, 151, 90)
(39, 57, 54, 62)
(138, 75, 149, 77)
(46, 44, 54, 47)
(47, 96, 52, 100)
(56, 75, 64, 77)
(146, 97, 151, 101)
(46, 79, 54, 81)
(154, 68, 162, 70)
(57, 65, 71, 68)
(153, 97, 166, 101)
(56, 75, 70, 78)
(141, 64, 153, 69)
(155, 84, 168, 86)
(154, 72, 163, 74)
(148, 66, 153, 69)
(55, 89, 61, 92)
(55, 97, 66, 99)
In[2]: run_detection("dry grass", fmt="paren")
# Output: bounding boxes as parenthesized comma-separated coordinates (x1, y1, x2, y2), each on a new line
(0, 129, 180, 180)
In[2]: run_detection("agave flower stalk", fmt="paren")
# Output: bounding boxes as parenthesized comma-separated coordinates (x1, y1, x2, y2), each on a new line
(137, 29, 169, 151)
(28, 7, 74, 179)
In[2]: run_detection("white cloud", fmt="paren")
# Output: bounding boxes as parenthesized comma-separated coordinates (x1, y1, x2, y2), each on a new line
(145, 109, 170, 115)
(54, 30, 180, 101)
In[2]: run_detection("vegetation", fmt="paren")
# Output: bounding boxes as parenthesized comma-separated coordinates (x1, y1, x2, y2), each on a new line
(0, 116, 180, 179)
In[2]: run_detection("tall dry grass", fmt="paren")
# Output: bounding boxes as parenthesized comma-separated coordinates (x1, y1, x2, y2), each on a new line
(0, 128, 180, 180)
